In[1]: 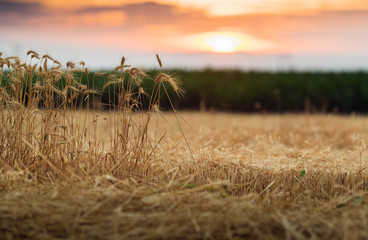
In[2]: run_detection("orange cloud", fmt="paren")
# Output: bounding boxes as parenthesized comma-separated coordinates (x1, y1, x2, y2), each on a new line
(1, 0, 368, 55)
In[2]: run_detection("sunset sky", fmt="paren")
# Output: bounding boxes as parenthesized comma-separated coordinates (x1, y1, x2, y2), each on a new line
(1, 0, 368, 70)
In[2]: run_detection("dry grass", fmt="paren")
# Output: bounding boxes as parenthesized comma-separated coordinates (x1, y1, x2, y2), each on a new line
(1, 52, 368, 239)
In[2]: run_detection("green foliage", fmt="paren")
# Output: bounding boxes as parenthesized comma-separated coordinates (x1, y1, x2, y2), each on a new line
(167, 70, 368, 113)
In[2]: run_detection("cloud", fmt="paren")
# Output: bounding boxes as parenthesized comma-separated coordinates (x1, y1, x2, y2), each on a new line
(79, 2, 174, 15)
(1, 1, 367, 55)
(0, 1, 196, 27)
(76, 1, 368, 47)
(76, 1, 203, 25)
(0, 0, 43, 15)
(0, 0, 50, 26)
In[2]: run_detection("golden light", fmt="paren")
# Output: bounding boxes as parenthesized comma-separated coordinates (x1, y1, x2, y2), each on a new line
(174, 31, 275, 53)
(204, 35, 239, 53)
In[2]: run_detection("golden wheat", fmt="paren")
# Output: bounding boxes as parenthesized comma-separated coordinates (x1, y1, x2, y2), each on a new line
(155, 72, 184, 96)
(156, 53, 162, 69)
(66, 61, 75, 69)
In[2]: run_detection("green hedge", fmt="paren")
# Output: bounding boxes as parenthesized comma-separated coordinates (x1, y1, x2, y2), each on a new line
(166, 70, 368, 113)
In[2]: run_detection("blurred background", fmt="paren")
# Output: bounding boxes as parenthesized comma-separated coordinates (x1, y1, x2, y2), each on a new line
(1, 0, 368, 112)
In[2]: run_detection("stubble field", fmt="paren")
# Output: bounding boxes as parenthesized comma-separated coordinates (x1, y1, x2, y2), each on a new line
(2, 112, 368, 240)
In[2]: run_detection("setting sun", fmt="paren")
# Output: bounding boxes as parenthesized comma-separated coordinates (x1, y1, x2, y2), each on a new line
(204, 35, 239, 53)
(176, 32, 275, 54)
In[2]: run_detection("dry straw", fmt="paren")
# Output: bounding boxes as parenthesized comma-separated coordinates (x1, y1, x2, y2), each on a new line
(1, 51, 368, 239)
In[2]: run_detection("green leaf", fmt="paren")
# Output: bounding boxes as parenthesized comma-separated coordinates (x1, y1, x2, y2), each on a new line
(300, 170, 306, 177)
(294, 176, 300, 183)
(186, 184, 196, 189)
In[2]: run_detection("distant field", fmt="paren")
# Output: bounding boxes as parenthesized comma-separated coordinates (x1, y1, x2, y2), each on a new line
(2, 112, 368, 240)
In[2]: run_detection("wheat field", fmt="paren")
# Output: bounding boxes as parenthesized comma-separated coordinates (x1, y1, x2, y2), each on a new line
(1, 52, 368, 239)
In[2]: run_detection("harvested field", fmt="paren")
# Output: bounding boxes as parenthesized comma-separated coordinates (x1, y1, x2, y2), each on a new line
(1, 53, 368, 239)
(2, 112, 368, 240)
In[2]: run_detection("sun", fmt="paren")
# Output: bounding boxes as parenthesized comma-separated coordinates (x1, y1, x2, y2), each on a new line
(204, 35, 239, 53)
(175, 31, 275, 53)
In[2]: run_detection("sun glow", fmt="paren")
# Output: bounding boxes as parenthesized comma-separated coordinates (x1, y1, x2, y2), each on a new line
(175, 32, 275, 53)
(205, 35, 239, 53)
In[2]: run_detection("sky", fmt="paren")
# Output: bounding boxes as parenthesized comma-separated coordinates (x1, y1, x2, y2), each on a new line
(1, 0, 368, 70)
